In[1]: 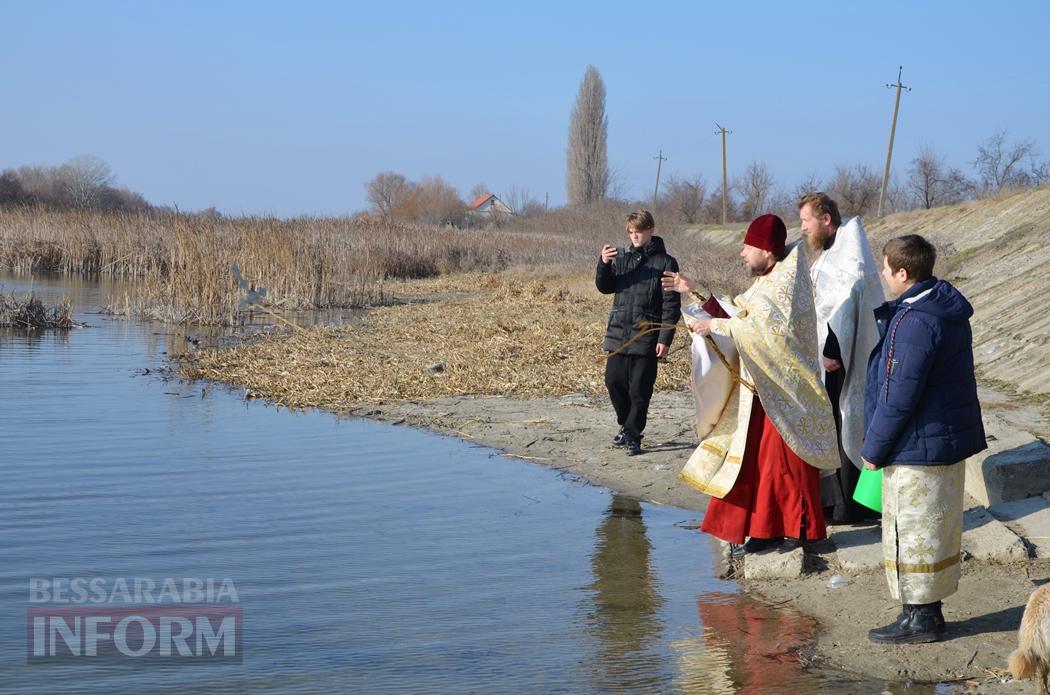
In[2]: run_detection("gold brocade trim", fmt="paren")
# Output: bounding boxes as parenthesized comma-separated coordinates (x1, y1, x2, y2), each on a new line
(884, 553, 961, 574)
(701, 442, 725, 455)
(679, 470, 729, 498)
(726, 455, 741, 464)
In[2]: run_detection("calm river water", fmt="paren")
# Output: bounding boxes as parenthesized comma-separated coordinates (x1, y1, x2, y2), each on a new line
(0, 274, 942, 693)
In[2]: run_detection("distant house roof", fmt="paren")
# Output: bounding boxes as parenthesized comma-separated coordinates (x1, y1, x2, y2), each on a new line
(467, 194, 513, 216)
(468, 194, 495, 210)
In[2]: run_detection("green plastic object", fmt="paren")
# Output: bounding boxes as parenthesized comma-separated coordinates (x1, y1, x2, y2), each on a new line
(852, 466, 883, 513)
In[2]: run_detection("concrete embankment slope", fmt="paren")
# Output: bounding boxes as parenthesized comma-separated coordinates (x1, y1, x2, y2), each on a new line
(867, 185, 1050, 399)
(684, 188, 1050, 404)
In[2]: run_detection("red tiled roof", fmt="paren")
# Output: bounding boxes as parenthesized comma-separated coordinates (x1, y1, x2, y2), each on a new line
(468, 194, 495, 210)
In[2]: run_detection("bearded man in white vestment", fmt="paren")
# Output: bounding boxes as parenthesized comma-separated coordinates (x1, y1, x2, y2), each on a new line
(799, 192, 884, 523)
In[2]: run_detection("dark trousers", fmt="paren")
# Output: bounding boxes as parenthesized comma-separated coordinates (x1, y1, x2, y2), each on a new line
(820, 366, 876, 522)
(604, 353, 658, 440)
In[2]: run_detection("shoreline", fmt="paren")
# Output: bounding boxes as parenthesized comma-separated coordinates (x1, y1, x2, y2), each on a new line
(178, 267, 1050, 692)
(344, 390, 1037, 692)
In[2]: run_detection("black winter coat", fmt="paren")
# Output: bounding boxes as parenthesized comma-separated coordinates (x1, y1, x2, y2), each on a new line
(595, 236, 681, 355)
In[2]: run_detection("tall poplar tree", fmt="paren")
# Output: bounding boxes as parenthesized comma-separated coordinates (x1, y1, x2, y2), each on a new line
(566, 65, 609, 205)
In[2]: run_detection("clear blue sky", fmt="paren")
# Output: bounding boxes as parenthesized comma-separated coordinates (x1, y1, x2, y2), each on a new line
(3, 1, 1048, 217)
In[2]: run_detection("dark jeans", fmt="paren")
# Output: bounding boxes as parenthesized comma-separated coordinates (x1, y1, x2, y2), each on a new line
(604, 353, 658, 440)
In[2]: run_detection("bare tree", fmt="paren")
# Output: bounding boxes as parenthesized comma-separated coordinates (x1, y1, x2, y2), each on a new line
(397, 176, 465, 227)
(0, 170, 29, 206)
(973, 129, 1042, 193)
(365, 171, 408, 219)
(468, 182, 490, 202)
(907, 145, 974, 209)
(1033, 160, 1050, 186)
(59, 155, 114, 208)
(827, 164, 881, 218)
(659, 175, 706, 224)
(98, 186, 151, 211)
(790, 172, 825, 206)
(734, 160, 774, 220)
(702, 185, 737, 224)
(566, 65, 609, 205)
(766, 186, 798, 223)
(881, 176, 912, 215)
(502, 186, 544, 218)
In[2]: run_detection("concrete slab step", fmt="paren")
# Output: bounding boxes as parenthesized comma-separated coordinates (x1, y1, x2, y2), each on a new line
(743, 546, 804, 579)
(965, 413, 1050, 506)
(827, 523, 883, 574)
(989, 495, 1050, 557)
(961, 506, 1028, 562)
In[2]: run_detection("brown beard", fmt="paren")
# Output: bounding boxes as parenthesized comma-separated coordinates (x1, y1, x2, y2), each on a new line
(805, 232, 825, 257)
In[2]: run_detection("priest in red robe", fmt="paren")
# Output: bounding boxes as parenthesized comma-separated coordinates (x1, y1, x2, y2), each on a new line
(663, 215, 840, 554)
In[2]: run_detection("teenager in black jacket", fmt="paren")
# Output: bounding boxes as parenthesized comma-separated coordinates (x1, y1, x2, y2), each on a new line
(596, 210, 681, 455)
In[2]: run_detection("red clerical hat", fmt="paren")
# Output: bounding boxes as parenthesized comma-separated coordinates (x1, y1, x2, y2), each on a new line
(743, 214, 786, 257)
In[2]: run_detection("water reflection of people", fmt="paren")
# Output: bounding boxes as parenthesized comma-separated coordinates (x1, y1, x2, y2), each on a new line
(693, 591, 818, 694)
(584, 495, 663, 691)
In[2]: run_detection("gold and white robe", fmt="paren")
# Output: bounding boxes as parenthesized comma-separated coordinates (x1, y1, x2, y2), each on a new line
(679, 242, 839, 499)
(882, 462, 965, 603)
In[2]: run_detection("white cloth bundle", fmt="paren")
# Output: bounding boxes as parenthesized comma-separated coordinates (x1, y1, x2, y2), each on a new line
(683, 297, 739, 439)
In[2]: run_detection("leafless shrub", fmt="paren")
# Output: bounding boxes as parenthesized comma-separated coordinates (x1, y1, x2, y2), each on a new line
(735, 160, 775, 220)
(790, 173, 825, 207)
(397, 176, 465, 226)
(701, 185, 738, 225)
(908, 145, 975, 209)
(502, 186, 545, 218)
(1, 158, 147, 212)
(827, 163, 881, 218)
(974, 129, 1046, 193)
(659, 175, 707, 225)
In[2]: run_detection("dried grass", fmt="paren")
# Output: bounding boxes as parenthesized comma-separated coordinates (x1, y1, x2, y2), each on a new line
(0, 291, 77, 329)
(0, 205, 748, 325)
(183, 272, 703, 406)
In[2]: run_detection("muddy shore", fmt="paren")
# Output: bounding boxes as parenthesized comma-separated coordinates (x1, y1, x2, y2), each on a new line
(347, 389, 1042, 693)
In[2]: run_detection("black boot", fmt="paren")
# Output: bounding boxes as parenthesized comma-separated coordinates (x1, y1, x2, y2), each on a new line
(911, 601, 947, 636)
(868, 606, 913, 644)
(731, 537, 782, 557)
(868, 602, 944, 644)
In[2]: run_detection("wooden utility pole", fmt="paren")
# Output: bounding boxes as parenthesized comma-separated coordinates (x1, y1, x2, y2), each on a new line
(715, 123, 731, 225)
(878, 66, 911, 217)
(652, 149, 667, 208)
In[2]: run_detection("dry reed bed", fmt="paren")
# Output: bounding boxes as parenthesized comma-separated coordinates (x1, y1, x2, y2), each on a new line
(0, 205, 744, 325)
(0, 291, 77, 329)
(182, 272, 700, 406)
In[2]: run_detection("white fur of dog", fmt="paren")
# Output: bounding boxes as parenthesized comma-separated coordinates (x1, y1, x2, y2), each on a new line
(1010, 584, 1050, 694)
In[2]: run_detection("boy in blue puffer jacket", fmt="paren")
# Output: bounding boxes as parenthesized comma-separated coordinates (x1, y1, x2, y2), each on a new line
(862, 234, 986, 645)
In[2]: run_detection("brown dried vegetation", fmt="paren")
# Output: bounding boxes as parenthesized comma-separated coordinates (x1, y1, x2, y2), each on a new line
(183, 272, 700, 406)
